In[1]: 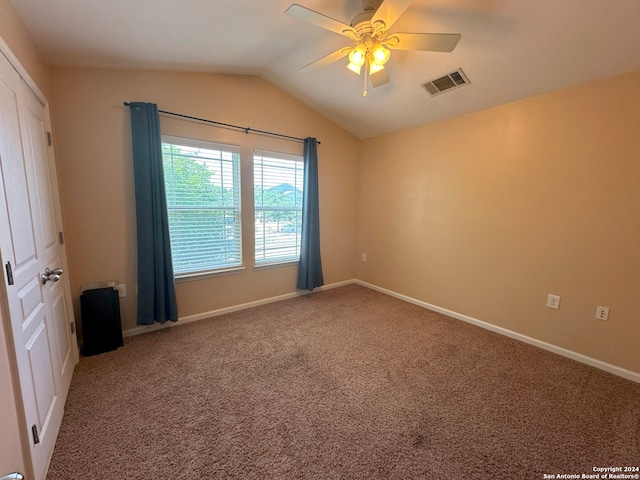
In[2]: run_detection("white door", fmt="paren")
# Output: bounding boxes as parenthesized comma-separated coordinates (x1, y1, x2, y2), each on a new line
(0, 51, 78, 480)
(20, 75, 76, 395)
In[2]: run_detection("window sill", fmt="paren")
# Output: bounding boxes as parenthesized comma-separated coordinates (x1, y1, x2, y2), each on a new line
(175, 266, 246, 283)
(254, 260, 299, 271)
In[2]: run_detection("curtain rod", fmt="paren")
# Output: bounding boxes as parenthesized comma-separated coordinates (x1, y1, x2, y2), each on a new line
(123, 102, 320, 145)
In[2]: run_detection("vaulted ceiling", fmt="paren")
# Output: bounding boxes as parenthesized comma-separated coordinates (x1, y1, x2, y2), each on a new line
(11, 0, 640, 139)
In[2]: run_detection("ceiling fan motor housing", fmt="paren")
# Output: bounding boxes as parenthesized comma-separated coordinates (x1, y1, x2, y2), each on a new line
(351, 11, 375, 34)
(351, 10, 387, 43)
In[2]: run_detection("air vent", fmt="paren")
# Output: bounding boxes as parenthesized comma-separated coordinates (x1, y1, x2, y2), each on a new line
(421, 69, 470, 96)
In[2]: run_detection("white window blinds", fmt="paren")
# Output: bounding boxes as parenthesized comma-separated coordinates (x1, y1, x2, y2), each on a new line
(162, 136, 242, 275)
(254, 150, 304, 265)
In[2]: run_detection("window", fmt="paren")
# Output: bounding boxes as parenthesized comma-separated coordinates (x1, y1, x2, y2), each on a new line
(254, 150, 304, 265)
(162, 136, 242, 276)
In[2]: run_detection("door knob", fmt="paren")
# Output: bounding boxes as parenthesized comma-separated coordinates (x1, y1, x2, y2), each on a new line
(1, 474, 24, 480)
(41, 267, 63, 285)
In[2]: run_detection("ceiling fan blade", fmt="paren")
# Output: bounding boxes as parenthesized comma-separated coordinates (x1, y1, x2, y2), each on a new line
(285, 4, 355, 37)
(371, 0, 412, 31)
(370, 67, 389, 88)
(387, 33, 461, 52)
(300, 47, 352, 73)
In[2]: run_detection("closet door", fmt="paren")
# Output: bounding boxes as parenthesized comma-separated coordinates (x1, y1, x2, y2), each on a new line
(20, 78, 76, 396)
(0, 51, 77, 480)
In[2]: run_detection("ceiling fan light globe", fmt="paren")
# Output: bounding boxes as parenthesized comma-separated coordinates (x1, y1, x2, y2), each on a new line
(371, 43, 390, 65)
(369, 63, 385, 75)
(347, 62, 362, 74)
(348, 44, 367, 66)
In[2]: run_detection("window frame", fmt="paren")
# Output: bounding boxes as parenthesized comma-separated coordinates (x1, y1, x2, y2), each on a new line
(253, 149, 304, 267)
(161, 135, 243, 280)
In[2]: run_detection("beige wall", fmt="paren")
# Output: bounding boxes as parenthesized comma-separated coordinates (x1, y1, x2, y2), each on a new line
(46, 66, 640, 374)
(0, 0, 50, 97)
(49, 67, 360, 332)
(356, 71, 640, 373)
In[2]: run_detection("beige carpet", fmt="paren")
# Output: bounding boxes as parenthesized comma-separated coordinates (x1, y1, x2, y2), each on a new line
(47, 284, 640, 479)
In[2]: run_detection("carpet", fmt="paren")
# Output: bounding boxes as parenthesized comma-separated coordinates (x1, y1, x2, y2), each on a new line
(47, 284, 640, 479)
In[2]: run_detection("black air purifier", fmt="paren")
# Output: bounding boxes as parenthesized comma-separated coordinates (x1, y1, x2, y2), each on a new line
(80, 286, 123, 356)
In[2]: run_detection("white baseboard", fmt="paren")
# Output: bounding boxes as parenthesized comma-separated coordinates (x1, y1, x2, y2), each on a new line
(122, 279, 355, 338)
(355, 280, 640, 383)
(124, 278, 639, 383)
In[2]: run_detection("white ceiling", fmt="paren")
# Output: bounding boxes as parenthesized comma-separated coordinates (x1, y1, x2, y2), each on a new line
(11, 0, 640, 139)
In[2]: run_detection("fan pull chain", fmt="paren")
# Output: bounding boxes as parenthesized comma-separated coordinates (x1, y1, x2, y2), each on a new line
(363, 59, 369, 97)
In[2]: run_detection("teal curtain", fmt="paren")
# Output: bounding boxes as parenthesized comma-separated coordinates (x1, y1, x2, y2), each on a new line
(297, 137, 324, 291)
(128, 102, 178, 325)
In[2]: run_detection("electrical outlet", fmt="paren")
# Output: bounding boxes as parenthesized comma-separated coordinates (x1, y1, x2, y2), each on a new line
(116, 284, 127, 298)
(361, 253, 367, 262)
(595, 306, 609, 321)
(546, 294, 561, 310)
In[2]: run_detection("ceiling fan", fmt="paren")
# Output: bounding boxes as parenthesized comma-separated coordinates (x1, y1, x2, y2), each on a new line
(285, 0, 461, 96)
